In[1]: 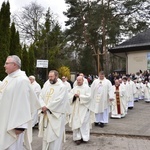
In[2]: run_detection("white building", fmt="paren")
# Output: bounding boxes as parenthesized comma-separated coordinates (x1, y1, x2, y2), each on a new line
(109, 29, 150, 74)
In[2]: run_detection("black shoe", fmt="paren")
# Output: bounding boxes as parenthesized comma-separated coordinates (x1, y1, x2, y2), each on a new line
(80, 139, 88, 143)
(75, 140, 81, 145)
(134, 100, 139, 102)
(95, 122, 99, 126)
(99, 122, 104, 128)
(128, 107, 133, 109)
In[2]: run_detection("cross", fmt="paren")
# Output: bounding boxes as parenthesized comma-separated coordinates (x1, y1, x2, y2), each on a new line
(45, 88, 54, 104)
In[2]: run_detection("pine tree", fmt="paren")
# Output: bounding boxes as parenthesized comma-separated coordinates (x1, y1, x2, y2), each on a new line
(28, 44, 35, 75)
(0, 1, 11, 79)
(64, 0, 150, 74)
(10, 22, 21, 57)
(22, 45, 29, 76)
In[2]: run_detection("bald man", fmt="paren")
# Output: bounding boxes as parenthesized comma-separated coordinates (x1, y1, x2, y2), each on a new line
(69, 76, 95, 145)
(73, 73, 89, 87)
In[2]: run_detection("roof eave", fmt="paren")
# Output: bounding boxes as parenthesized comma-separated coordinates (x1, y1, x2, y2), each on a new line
(109, 45, 150, 53)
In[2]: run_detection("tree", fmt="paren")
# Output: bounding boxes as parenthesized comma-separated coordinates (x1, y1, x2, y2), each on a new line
(64, 0, 150, 74)
(0, 1, 10, 79)
(58, 66, 71, 79)
(13, 1, 44, 43)
(10, 22, 21, 57)
(28, 44, 35, 75)
(13, 4, 68, 81)
(22, 45, 29, 76)
(36, 8, 67, 70)
(79, 46, 96, 75)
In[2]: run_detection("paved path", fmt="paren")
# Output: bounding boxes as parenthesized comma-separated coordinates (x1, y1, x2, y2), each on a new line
(32, 100, 150, 150)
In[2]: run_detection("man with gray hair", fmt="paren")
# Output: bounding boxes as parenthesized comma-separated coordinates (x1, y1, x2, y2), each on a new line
(0, 55, 41, 150)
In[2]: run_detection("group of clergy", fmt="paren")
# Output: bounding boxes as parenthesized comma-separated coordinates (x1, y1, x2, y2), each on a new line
(108, 75, 150, 119)
(63, 72, 150, 146)
(1, 54, 150, 150)
(35, 71, 150, 148)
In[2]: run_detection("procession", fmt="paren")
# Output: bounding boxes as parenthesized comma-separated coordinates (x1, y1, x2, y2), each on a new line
(1, 0, 150, 150)
(1, 55, 150, 150)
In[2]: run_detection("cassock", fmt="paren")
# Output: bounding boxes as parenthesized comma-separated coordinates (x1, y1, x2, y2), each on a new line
(0, 69, 40, 150)
(38, 79, 68, 150)
(111, 84, 126, 118)
(90, 77, 113, 124)
(69, 84, 95, 141)
(31, 80, 41, 127)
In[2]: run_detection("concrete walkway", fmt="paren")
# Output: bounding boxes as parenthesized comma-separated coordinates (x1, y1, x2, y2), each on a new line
(32, 100, 150, 150)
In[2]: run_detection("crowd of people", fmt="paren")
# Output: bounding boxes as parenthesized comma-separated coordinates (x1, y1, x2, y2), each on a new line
(0, 55, 150, 150)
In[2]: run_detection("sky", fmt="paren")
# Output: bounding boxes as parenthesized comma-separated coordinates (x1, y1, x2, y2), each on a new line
(0, 0, 68, 29)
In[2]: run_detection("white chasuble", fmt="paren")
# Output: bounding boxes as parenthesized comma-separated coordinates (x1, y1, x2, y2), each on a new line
(90, 78, 113, 113)
(0, 70, 41, 150)
(38, 80, 68, 144)
(69, 84, 95, 130)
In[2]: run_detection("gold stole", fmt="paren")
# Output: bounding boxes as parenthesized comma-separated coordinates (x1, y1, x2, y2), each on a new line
(43, 88, 54, 129)
(115, 86, 121, 114)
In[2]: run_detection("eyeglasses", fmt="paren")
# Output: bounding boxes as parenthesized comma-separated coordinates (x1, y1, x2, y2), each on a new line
(5, 62, 14, 65)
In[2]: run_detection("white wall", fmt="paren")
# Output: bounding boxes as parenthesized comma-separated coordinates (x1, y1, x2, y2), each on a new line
(127, 51, 148, 74)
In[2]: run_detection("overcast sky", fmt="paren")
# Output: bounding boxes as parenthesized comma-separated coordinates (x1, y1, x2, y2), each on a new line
(0, 0, 68, 29)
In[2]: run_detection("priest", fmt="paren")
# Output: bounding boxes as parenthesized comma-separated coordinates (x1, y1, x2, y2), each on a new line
(38, 70, 68, 150)
(69, 76, 95, 145)
(143, 80, 150, 102)
(126, 75, 136, 109)
(29, 75, 41, 127)
(0, 55, 40, 150)
(90, 71, 114, 127)
(73, 73, 89, 87)
(111, 79, 127, 118)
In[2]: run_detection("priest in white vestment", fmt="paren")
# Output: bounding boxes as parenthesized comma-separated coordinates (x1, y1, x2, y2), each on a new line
(121, 76, 130, 113)
(0, 55, 40, 150)
(69, 76, 95, 145)
(61, 76, 72, 142)
(61, 76, 72, 92)
(143, 80, 150, 102)
(126, 76, 136, 109)
(111, 79, 126, 118)
(29, 75, 41, 127)
(137, 78, 144, 100)
(73, 73, 89, 87)
(90, 71, 114, 128)
(133, 79, 139, 102)
(38, 70, 68, 150)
